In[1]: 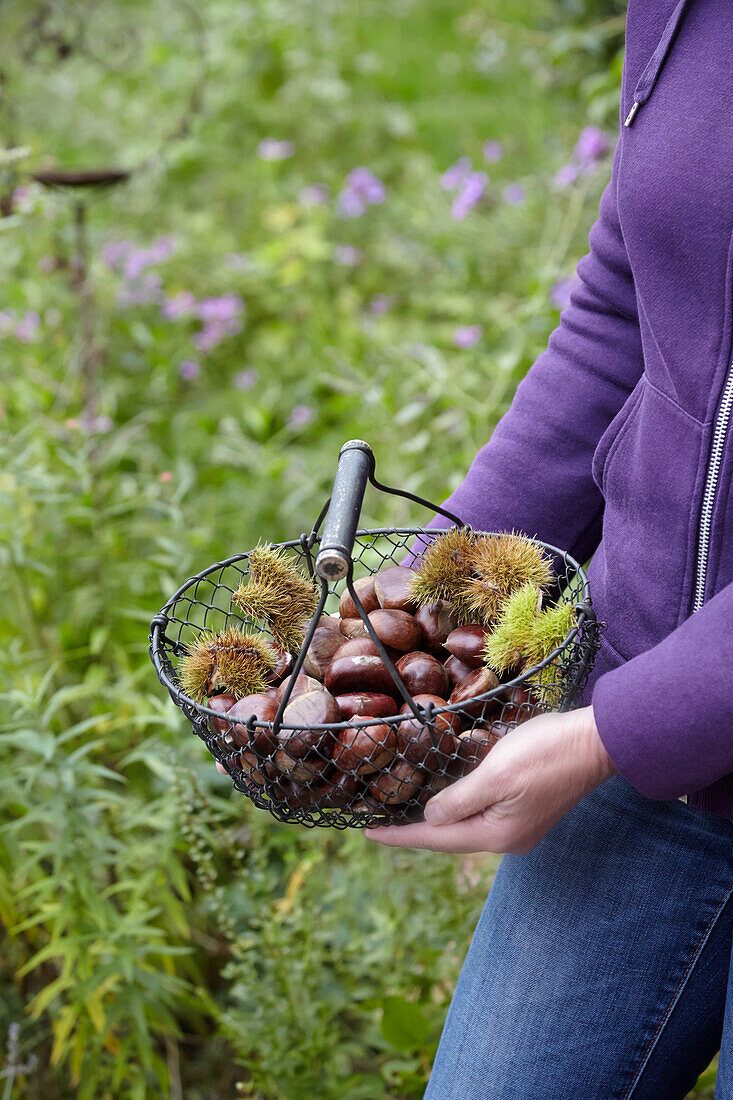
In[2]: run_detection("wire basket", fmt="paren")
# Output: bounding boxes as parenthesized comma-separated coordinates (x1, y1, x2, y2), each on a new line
(149, 440, 603, 829)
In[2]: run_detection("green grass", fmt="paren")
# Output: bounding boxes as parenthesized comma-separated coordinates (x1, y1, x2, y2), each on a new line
(2, 2, 715, 1098)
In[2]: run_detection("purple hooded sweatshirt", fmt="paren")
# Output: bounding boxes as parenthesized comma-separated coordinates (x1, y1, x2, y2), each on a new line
(426, 0, 733, 820)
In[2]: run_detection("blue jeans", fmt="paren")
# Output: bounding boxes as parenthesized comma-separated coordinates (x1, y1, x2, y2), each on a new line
(425, 777, 733, 1099)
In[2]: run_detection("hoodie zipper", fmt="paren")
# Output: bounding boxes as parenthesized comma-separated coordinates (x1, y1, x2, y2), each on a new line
(692, 363, 733, 612)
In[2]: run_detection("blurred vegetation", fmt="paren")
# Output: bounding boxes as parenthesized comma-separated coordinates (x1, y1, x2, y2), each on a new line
(0, 0, 714, 1096)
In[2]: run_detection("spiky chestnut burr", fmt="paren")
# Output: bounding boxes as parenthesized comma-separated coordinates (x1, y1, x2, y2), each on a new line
(461, 532, 553, 625)
(408, 528, 479, 623)
(482, 583, 575, 705)
(178, 627, 277, 702)
(232, 543, 319, 654)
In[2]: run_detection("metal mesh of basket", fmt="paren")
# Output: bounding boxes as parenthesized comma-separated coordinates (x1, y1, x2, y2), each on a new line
(149, 441, 603, 829)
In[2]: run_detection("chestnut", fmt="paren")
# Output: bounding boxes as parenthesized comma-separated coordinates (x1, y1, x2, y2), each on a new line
(448, 667, 501, 720)
(315, 770, 362, 809)
(318, 614, 343, 633)
(272, 776, 319, 810)
(368, 609, 421, 652)
(414, 600, 458, 653)
(274, 673, 322, 707)
(448, 737, 489, 778)
(225, 693, 278, 754)
(340, 617, 369, 639)
(335, 637, 381, 659)
(373, 566, 418, 613)
(443, 624, 490, 668)
(369, 758, 424, 804)
(207, 693, 236, 737)
(237, 749, 279, 787)
(325, 653, 398, 697)
(336, 692, 398, 720)
(444, 654, 475, 690)
(302, 625, 345, 680)
(397, 694, 461, 769)
(339, 576, 380, 619)
(332, 720, 397, 776)
(265, 647, 294, 685)
(499, 685, 534, 725)
(395, 651, 449, 698)
(275, 689, 340, 782)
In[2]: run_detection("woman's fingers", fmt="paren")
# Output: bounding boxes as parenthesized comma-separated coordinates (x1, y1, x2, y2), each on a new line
(365, 806, 519, 854)
(215, 760, 227, 775)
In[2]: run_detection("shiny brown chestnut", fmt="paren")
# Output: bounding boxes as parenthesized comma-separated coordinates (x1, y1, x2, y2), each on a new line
(325, 652, 397, 697)
(275, 690, 340, 782)
(318, 614, 343, 633)
(448, 667, 501, 720)
(207, 693, 236, 737)
(368, 609, 422, 652)
(499, 685, 534, 724)
(339, 617, 369, 639)
(339, 576, 380, 619)
(397, 694, 461, 769)
(373, 566, 418, 613)
(274, 672, 322, 707)
(444, 654, 475, 689)
(336, 692, 398, 720)
(394, 651, 450, 698)
(302, 625, 346, 680)
(237, 749, 279, 787)
(414, 600, 458, 653)
(265, 647, 294, 685)
(332, 720, 397, 776)
(315, 770, 362, 809)
(443, 624, 490, 668)
(226, 693, 278, 754)
(369, 758, 424, 804)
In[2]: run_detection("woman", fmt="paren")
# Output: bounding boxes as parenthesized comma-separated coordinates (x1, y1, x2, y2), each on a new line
(367, 1, 733, 1096)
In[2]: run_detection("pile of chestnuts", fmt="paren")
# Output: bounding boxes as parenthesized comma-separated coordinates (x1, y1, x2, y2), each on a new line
(205, 563, 538, 821)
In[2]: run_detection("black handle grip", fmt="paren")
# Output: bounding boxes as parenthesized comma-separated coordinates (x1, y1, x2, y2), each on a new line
(315, 440, 373, 581)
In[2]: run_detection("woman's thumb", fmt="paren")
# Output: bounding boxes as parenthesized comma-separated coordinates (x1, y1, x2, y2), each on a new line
(424, 761, 495, 826)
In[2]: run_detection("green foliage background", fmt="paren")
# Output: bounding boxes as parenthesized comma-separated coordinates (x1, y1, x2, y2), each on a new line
(0, 0, 714, 1096)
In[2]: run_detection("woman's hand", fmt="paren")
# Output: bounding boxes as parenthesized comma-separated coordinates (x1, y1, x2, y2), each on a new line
(365, 706, 616, 855)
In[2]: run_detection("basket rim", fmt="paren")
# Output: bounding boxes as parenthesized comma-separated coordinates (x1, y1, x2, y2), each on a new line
(149, 527, 593, 730)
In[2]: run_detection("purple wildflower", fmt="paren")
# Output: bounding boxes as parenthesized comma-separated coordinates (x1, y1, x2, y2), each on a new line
(369, 294, 395, 314)
(234, 368, 259, 390)
(298, 184, 330, 206)
(553, 163, 580, 190)
(441, 157, 473, 191)
(337, 167, 385, 217)
(483, 140, 503, 164)
(102, 239, 135, 269)
(257, 138, 295, 161)
(197, 294, 244, 323)
(38, 255, 56, 274)
(179, 359, 200, 380)
(574, 126, 609, 168)
(162, 290, 197, 320)
(288, 404, 314, 428)
(503, 184, 526, 206)
(550, 275, 581, 310)
(334, 244, 363, 267)
(0, 309, 16, 334)
(453, 324, 483, 348)
(15, 311, 41, 343)
(451, 172, 488, 220)
(117, 273, 163, 308)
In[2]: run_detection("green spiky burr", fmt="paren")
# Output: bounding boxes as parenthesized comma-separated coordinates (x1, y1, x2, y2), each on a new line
(462, 532, 553, 625)
(178, 626, 276, 702)
(232, 543, 318, 654)
(408, 528, 480, 623)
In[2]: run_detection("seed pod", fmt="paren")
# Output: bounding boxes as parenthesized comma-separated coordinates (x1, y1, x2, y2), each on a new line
(336, 692, 398, 720)
(274, 672, 322, 707)
(448, 667, 501, 720)
(370, 759, 424, 804)
(325, 653, 397, 697)
(444, 654, 475, 690)
(226, 693, 278, 753)
(332, 720, 397, 776)
(339, 576, 380, 619)
(374, 566, 418, 612)
(368, 609, 422, 652)
(395, 651, 450, 698)
(443, 624, 490, 667)
(499, 685, 534, 724)
(302, 626, 346, 680)
(414, 600, 459, 653)
(207, 693, 236, 737)
(340, 617, 370, 639)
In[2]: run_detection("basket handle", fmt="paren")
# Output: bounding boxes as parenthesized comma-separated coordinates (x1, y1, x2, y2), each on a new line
(315, 440, 374, 582)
